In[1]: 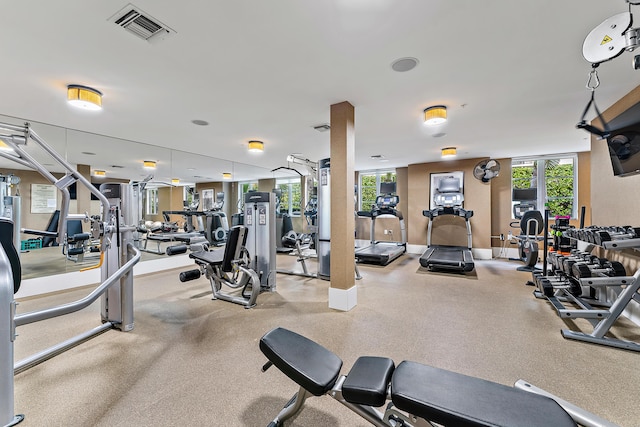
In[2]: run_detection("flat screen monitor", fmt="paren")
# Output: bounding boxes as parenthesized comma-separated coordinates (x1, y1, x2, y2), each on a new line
(607, 127, 640, 177)
(512, 188, 537, 201)
(380, 182, 396, 195)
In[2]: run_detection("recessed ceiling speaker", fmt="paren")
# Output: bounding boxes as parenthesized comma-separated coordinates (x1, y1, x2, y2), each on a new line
(391, 57, 419, 72)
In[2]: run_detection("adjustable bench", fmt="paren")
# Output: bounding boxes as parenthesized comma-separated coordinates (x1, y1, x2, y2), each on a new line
(259, 327, 601, 427)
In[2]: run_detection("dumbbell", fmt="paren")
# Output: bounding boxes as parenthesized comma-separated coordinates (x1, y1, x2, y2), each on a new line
(571, 260, 626, 279)
(561, 253, 606, 277)
(531, 271, 581, 297)
(551, 252, 593, 274)
(594, 227, 640, 245)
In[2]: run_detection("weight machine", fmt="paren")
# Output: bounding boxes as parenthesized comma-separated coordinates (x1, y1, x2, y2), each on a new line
(179, 191, 277, 308)
(0, 122, 141, 425)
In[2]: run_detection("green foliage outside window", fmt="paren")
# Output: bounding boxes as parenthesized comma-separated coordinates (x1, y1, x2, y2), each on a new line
(359, 171, 396, 210)
(511, 158, 575, 217)
(277, 181, 302, 215)
(361, 174, 378, 209)
(545, 162, 574, 217)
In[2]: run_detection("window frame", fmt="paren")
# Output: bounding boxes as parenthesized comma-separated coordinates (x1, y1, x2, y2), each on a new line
(145, 188, 158, 216)
(237, 181, 258, 211)
(275, 178, 302, 217)
(511, 154, 578, 219)
(358, 169, 396, 211)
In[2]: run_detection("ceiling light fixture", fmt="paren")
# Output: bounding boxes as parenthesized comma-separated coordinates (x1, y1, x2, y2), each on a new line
(222, 172, 232, 180)
(171, 178, 180, 185)
(248, 140, 264, 153)
(441, 147, 457, 159)
(67, 85, 103, 110)
(424, 105, 447, 125)
(143, 160, 157, 169)
(93, 170, 106, 177)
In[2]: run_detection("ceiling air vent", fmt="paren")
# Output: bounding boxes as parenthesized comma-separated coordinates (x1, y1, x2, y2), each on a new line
(109, 3, 175, 43)
(313, 124, 331, 132)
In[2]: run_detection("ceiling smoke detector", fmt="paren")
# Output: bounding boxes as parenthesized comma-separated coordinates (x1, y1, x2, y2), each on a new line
(109, 3, 176, 43)
(313, 124, 331, 132)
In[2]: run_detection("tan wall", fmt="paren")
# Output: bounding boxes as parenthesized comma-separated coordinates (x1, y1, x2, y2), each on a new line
(591, 84, 640, 225)
(407, 158, 492, 249)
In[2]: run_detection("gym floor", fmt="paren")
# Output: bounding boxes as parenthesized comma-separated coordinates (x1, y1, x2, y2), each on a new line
(13, 254, 640, 426)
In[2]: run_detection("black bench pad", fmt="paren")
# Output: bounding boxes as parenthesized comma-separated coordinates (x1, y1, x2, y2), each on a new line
(391, 361, 576, 427)
(342, 356, 394, 407)
(189, 249, 224, 265)
(260, 327, 343, 396)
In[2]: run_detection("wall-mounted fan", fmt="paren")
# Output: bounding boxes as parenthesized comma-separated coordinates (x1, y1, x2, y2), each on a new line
(473, 159, 501, 183)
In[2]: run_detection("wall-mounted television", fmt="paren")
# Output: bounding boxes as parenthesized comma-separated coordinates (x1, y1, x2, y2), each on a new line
(603, 100, 640, 177)
(606, 126, 640, 177)
(512, 187, 537, 201)
(380, 182, 396, 195)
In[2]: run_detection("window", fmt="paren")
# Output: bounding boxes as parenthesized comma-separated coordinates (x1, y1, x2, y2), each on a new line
(511, 155, 577, 218)
(238, 181, 258, 210)
(276, 178, 302, 216)
(145, 188, 158, 215)
(358, 169, 396, 211)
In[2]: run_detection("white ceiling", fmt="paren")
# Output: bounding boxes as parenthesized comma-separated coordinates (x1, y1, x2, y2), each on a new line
(1, 0, 639, 183)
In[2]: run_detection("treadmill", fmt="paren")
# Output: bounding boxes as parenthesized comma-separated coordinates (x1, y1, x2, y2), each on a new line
(355, 184, 406, 266)
(420, 176, 474, 272)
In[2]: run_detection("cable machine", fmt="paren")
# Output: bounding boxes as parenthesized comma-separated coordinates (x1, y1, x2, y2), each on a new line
(0, 122, 141, 425)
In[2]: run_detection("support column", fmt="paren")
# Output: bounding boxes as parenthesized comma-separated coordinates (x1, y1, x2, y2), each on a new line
(329, 101, 356, 311)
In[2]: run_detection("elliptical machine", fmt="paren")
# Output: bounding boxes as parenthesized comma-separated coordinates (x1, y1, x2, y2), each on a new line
(509, 189, 544, 272)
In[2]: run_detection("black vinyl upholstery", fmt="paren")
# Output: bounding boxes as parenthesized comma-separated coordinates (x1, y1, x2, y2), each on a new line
(42, 209, 60, 247)
(391, 361, 576, 427)
(342, 356, 394, 407)
(0, 218, 21, 293)
(260, 327, 343, 396)
(189, 225, 247, 271)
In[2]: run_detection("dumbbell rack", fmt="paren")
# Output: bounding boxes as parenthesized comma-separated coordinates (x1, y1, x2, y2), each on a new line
(536, 234, 640, 352)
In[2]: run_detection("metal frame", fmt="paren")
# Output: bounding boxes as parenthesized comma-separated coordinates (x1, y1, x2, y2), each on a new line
(515, 380, 619, 427)
(537, 236, 640, 351)
(0, 122, 141, 425)
(266, 375, 434, 427)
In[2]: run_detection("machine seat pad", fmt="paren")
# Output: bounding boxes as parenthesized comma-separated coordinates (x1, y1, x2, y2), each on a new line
(189, 249, 224, 266)
(260, 327, 343, 396)
(391, 361, 576, 427)
(342, 356, 394, 407)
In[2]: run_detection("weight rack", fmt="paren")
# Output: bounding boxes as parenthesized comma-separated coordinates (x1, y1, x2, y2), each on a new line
(532, 211, 640, 352)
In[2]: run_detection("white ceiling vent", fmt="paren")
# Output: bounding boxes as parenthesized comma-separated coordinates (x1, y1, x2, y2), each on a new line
(109, 3, 175, 43)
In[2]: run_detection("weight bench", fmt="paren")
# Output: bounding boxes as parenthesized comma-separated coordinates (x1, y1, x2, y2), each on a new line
(260, 327, 616, 427)
(181, 225, 263, 308)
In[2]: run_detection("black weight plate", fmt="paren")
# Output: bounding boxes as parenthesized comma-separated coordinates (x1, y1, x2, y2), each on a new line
(541, 280, 554, 297)
(609, 261, 626, 277)
(569, 281, 582, 297)
(572, 263, 591, 279)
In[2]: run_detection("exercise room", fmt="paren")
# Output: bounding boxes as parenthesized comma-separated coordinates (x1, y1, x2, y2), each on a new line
(2, 2, 640, 426)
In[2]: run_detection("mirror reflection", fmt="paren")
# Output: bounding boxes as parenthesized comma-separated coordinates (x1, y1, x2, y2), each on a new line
(0, 115, 273, 280)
